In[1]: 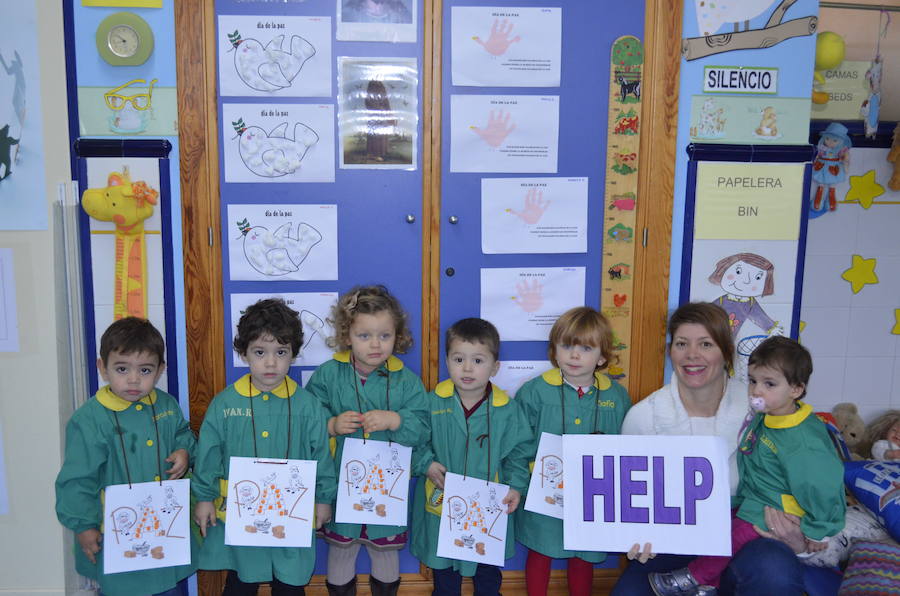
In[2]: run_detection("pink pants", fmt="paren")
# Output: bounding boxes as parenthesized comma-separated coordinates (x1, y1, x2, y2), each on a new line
(688, 514, 760, 588)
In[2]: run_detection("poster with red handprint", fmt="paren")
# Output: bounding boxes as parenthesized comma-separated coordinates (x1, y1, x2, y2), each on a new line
(450, 95, 559, 173)
(480, 267, 585, 341)
(481, 177, 587, 254)
(451, 6, 561, 87)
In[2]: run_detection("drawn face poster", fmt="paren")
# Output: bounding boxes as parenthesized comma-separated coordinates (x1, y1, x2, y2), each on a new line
(224, 457, 317, 548)
(103, 479, 190, 574)
(450, 95, 559, 173)
(335, 438, 411, 527)
(480, 267, 585, 341)
(227, 204, 338, 281)
(523, 432, 564, 519)
(451, 6, 561, 87)
(436, 472, 509, 566)
(336, 0, 416, 43)
(0, 2, 46, 230)
(222, 103, 335, 183)
(481, 177, 588, 254)
(229, 292, 337, 369)
(218, 15, 332, 98)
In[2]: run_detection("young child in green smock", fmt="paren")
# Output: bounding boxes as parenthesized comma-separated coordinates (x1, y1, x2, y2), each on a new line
(55, 317, 196, 596)
(516, 306, 632, 596)
(410, 318, 532, 595)
(305, 285, 428, 596)
(192, 298, 336, 594)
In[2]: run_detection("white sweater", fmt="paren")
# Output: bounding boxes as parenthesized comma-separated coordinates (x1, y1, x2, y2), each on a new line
(621, 374, 750, 496)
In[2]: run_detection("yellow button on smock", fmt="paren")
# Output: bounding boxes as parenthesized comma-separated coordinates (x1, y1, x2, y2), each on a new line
(364, 432, 371, 439)
(135, 405, 143, 411)
(262, 431, 269, 438)
(146, 439, 154, 446)
(263, 395, 269, 401)
(574, 418, 581, 425)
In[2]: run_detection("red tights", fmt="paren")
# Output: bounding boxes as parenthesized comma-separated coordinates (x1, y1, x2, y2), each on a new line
(525, 549, 593, 596)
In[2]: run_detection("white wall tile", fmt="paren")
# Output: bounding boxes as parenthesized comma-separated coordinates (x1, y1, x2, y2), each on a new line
(807, 356, 847, 406)
(842, 357, 895, 406)
(804, 207, 858, 256)
(846, 308, 898, 357)
(800, 307, 851, 358)
(848, 256, 900, 309)
(801, 255, 854, 308)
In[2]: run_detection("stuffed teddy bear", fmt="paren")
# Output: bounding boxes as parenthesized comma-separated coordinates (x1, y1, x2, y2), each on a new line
(833, 403, 867, 460)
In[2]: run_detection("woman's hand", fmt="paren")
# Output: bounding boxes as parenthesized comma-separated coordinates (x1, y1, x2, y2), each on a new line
(754, 506, 806, 554)
(626, 542, 655, 563)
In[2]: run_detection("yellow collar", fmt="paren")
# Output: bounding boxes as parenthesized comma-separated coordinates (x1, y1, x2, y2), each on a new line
(96, 385, 158, 412)
(541, 368, 612, 391)
(764, 401, 812, 428)
(333, 350, 404, 372)
(434, 379, 510, 406)
(234, 373, 297, 398)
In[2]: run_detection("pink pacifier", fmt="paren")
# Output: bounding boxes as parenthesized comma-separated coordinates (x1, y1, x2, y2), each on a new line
(750, 396, 766, 412)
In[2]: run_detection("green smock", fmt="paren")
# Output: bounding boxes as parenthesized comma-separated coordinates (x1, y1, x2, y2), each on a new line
(735, 402, 845, 541)
(410, 380, 532, 575)
(192, 375, 337, 585)
(515, 369, 631, 562)
(55, 386, 197, 596)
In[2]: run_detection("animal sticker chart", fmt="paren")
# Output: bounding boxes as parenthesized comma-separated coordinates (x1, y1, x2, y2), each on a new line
(436, 472, 510, 567)
(103, 479, 190, 574)
(491, 360, 551, 398)
(222, 103, 335, 183)
(450, 6, 561, 88)
(337, 57, 418, 170)
(481, 177, 587, 254)
(229, 292, 337, 368)
(336, 0, 417, 43)
(335, 438, 412, 527)
(480, 267, 585, 341)
(225, 457, 317, 548)
(523, 432, 564, 520)
(688, 96, 811, 145)
(450, 94, 559, 173)
(218, 15, 332, 98)
(227, 204, 338, 281)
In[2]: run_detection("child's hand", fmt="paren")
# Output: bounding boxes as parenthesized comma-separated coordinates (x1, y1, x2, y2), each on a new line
(805, 538, 828, 553)
(76, 528, 102, 564)
(331, 411, 363, 436)
(426, 461, 447, 489)
(165, 449, 189, 479)
(885, 449, 900, 460)
(626, 542, 656, 563)
(502, 489, 521, 514)
(315, 503, 332, 529)
(194, 500, 217, 537)
(361, 410, 401, 433)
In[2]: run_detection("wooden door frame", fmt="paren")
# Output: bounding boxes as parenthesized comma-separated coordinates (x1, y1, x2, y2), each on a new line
(176, 1, 681, 593)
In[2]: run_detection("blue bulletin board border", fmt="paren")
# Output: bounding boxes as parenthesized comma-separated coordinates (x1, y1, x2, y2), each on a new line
(678, 143, 815, 340)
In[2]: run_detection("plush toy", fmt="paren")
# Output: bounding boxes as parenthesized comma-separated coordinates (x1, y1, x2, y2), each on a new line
(863, 410, 900, 461)
(803, 503, 890, 568)
(888, 123, 900, 192)
(833, 403, 867, 460)
(812, 31, 846, 105)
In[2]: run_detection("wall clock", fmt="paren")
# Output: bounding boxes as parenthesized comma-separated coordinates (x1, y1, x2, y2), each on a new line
(95, 12, 154, 66)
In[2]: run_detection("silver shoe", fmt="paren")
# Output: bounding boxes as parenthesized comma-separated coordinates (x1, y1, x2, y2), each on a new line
(648, 568, 718, 596)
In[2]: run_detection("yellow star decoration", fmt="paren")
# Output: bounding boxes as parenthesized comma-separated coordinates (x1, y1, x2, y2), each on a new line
(893, 310, 900, 335)
(845, 170, 884, 209)
(799, 320, 806, 334)
(841, 254, 879, 294)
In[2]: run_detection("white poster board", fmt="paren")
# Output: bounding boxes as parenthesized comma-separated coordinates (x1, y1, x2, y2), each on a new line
(562, 435, 732, 556)
(436, 472, 510, 567)
(225, 457, 317, 548)
(103, 479, 190, 574)
(490, 360, 550, 397)
(523, 432, 564, 519)
(335, 438, 411, 527)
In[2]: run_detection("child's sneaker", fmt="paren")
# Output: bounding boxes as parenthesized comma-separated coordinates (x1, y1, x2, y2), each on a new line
(648, 568, 718, 596)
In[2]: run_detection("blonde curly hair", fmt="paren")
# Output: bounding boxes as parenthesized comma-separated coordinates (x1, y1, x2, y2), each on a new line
(863, 409, 900, 459)
(327, 285, 413, 354)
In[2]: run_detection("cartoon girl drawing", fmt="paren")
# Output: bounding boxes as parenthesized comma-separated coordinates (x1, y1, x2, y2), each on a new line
(811, 122, 852, 212)
(708, 253, 780, 337)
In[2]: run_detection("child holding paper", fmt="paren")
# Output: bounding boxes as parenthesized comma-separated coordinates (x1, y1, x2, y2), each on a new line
(410, 318, 532, 595)
(649, 337, 845, 596)
(516, 306, 631, 596)
(193, 298, 336, 594)
(55, 317, 196, 596)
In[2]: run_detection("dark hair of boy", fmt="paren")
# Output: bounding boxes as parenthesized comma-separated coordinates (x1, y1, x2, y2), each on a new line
(445, 318, 500, 361)
(233, 298, 304, 358)
(748, 335, 813, 398)
(99, 317, 166, 366)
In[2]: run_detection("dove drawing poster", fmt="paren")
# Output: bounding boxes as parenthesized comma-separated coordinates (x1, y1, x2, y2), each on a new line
(218, 15, 332, 98)
(435, 472, 510, 567)
(451, 6, 561, 88)
(222, 104, 335, 183)
(480, 267, 585, 341)
(229, 291, 337, 368)
(481, 177, 587, 254)
(227, 204, 338, 281)
(450, 95, 559, 173)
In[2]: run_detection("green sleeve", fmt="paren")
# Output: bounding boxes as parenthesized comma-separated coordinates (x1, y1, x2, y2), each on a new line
(515, 380, 541, 461)
(410, 403, 435, 477)
(172, 406, 197, 464)
(612, 383, 632, 433)
(192, 398, 225, 502)
(305, 366, 335, 413)
(55, 412, 105, 534)
(784, 447, 845, 540)
(386, 373, 428, 447)
(309, 402, 337, 504)
(500, 399, 533, 495)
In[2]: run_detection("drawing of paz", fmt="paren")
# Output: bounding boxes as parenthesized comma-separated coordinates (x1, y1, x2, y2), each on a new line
(708, 252, 782, 337)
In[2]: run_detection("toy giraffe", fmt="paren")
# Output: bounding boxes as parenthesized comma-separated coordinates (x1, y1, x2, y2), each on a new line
(81, 167, 158, 320)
